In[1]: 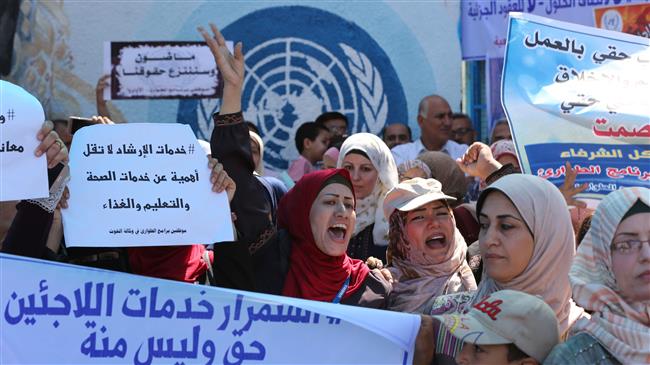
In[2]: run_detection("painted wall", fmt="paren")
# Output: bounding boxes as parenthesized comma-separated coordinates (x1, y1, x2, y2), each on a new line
(7, 1, 461, 171)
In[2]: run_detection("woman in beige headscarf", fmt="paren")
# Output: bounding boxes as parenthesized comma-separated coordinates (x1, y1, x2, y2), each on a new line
(425, 174, 586, 363)
(418, 151, 468, 206)
(383, 178, 476, 313)
(337, 133, 398, 263)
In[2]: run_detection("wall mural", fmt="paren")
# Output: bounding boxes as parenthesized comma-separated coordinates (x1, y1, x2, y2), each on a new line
(8, 2, 460, 173)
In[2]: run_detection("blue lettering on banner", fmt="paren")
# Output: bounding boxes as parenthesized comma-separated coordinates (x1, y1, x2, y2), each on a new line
(1, 253, 419, 364)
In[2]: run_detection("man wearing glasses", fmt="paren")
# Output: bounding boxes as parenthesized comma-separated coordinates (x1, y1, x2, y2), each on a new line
(391, 94, 468, 166)
(451, 113, 477, 146)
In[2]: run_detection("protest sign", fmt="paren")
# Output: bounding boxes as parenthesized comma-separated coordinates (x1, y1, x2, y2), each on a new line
(502, 13, 650, 202)
(104, 41, 230, 99)
(461, 0, 645, 60)
(594, 3, 650, 38)
(62, 123, 233, 247)
(0, 253, 420, 364)
(0, 80, 48, 201)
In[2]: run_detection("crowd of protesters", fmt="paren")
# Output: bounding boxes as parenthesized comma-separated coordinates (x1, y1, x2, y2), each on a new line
(1, 22, 648, 365)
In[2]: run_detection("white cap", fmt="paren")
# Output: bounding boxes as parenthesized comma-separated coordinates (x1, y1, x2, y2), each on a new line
(383, 178, 456, 220)
(432, 290, 560, 362)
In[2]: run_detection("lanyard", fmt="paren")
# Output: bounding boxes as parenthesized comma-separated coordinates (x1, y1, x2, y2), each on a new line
(332, 276, 351, 304)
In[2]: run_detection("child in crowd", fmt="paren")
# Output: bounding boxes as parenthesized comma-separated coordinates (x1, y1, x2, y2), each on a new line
(434, 290, 560, 365)
(287, 122, 330, 182)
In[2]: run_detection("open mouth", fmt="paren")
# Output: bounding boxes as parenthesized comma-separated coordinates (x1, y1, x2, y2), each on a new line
(328, 224, 348, 242)
(425, 234, 446, 249)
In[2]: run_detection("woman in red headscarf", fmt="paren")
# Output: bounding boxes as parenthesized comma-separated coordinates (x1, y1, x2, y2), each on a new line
(275, 168, 391, 307)
(198, 23, 390, 307)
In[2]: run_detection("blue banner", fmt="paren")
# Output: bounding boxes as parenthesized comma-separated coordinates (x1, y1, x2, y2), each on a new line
(0, 253, 419, 364)
(501, 13, 650, 201)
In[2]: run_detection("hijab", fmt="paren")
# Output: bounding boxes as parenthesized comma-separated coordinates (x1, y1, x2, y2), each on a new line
(279, 169, 370, 301)
(490, 139, 517, 161)
(249, 131, 264, 175)
(337, 133, 398, 246)
(570, 187, 650, 364)
(474, 174, 585, 336)
(397, 159, 431, 180)
(386, 208, 476, 312)
(418, 151, 468, 204)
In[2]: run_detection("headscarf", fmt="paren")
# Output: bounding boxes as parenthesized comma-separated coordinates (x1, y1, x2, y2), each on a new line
(397, 159, 431, 180)
(249, 131, 264, 175)
(418, 151, 468, 204)
(337, 133, 398, 246)
(323, 146, 340, 162)
(474, 174, 585, 336)
(570, 187, 650, 364)
(490, 139, 517, 162)
(279, 169, 370, 301)
(386, 209, 477, 312)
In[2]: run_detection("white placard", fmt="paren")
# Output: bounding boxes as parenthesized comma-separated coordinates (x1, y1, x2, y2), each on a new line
(0, 80, 48, 201)
(104, 41, 231, 100)
(62, 123, 233, 247)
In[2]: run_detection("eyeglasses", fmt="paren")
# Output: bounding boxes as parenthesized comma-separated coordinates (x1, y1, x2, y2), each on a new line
(451, 128, 473, 136)
(433, 111, 453, 120)
(610, 239, 650, 255)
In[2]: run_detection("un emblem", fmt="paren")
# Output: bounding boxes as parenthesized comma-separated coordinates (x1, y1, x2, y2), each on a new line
(178, 6, 407, 170)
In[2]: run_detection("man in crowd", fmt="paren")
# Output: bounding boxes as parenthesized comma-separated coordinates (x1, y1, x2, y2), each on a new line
(451, 113, 476, 146)
(391, 94, 467, 165)
(315, 111, 348, 139)
(490, 118, 512, 143)
(382, 122, 411, 149)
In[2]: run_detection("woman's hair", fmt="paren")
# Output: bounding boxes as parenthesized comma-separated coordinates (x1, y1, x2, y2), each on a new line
(575, 213, 593, 247)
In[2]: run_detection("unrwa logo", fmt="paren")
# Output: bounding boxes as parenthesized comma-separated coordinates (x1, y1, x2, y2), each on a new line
(177, 6, 407, 171)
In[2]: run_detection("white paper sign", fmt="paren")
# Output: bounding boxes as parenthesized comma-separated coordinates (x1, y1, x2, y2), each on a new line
(0, 80, 48, 201)
(62, 123, 233, 247)
(104, 41, 231, 100)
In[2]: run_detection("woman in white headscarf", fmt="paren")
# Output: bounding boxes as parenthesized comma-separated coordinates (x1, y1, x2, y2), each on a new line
(249, 131, 264, 176)
(337, 133, 398, 263)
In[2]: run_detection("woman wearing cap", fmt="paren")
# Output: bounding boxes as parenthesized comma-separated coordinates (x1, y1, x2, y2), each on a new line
(545, 187, 650, 365)
(337, 133, 399, 263)
(383, 178, 476, 313)
(423, 172, 586, 363)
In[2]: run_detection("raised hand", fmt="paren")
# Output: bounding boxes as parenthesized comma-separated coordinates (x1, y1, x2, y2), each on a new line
(559, 161, 588, 208)
(456, 142, 502, 180)
(198, 23, 244, 91)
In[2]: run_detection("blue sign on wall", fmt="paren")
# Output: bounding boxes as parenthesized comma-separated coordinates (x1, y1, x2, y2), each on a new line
(178, 6, 407, 171)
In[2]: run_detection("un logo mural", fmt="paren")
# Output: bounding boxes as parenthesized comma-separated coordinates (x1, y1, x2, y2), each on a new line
(178, 6, 407, 171)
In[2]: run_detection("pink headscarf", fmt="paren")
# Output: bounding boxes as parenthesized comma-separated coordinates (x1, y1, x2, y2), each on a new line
(490, 139, 517, 161)
(570, 187, 650, 363)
